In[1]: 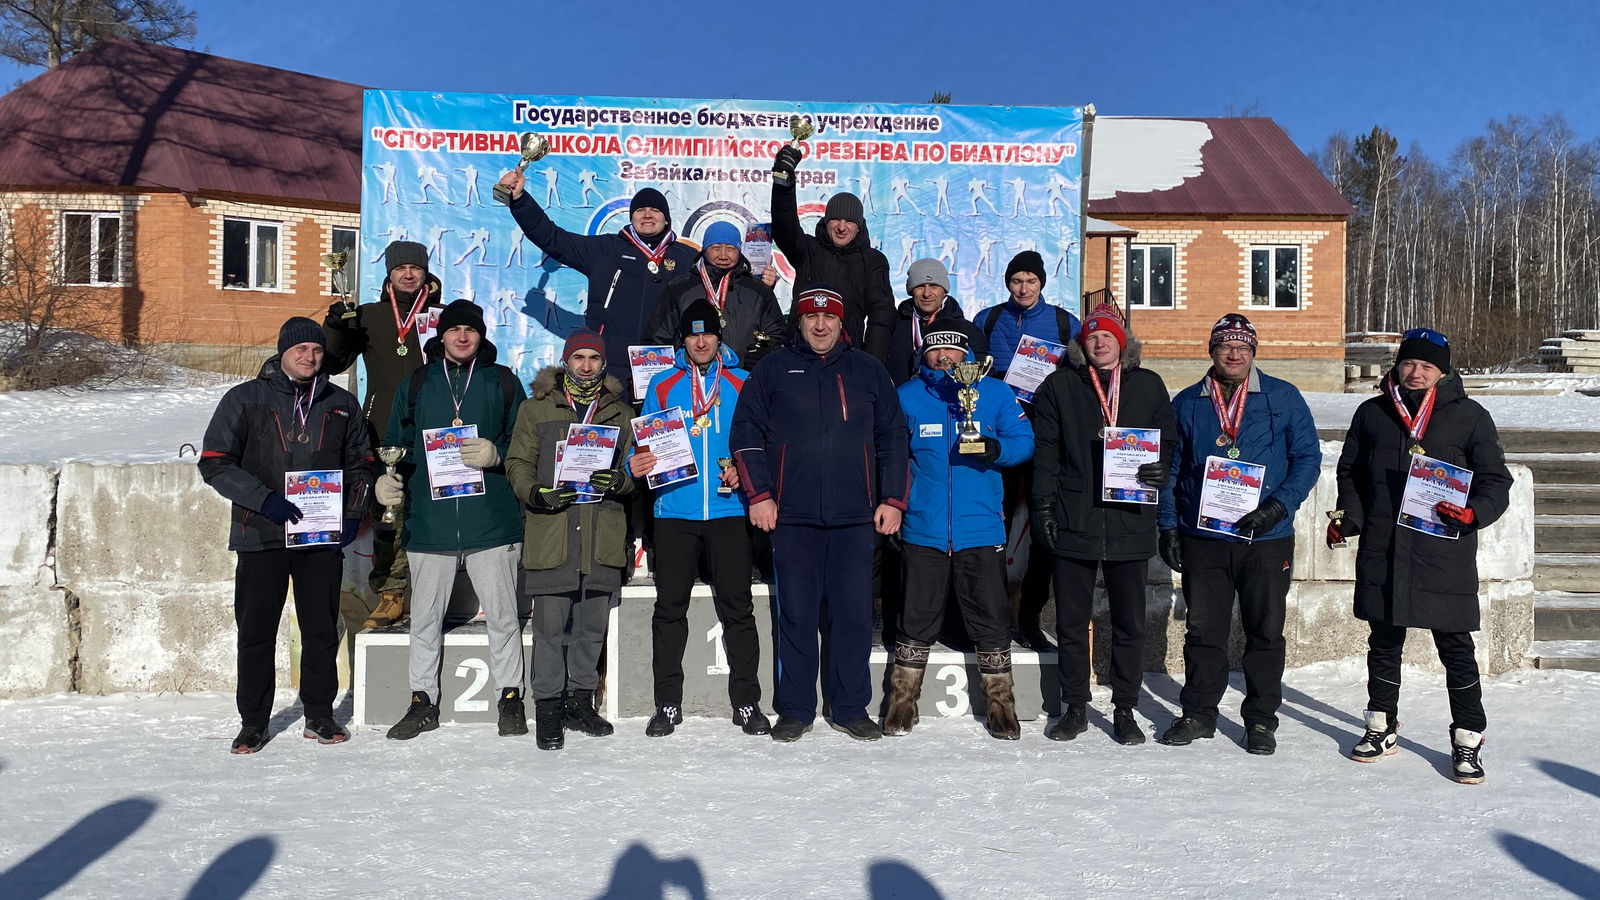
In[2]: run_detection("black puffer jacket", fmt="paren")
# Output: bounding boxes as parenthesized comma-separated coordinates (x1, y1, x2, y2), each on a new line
(1335, 371, 1514, 632)
(771, 180, 896, 362)
(643, 254, 786, 368)
(200, 357, 377, 552)
(1029, 339, 1175, 561)
(320, 271, 443, 440)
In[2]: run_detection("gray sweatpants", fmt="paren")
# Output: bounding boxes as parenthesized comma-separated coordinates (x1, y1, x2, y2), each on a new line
(408, 544, 524, 700)
(530, 586, 614, 700)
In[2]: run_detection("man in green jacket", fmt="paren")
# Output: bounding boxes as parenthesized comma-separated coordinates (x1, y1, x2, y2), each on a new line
(506, 330, 635, 750)
(376, 300, 529, 740)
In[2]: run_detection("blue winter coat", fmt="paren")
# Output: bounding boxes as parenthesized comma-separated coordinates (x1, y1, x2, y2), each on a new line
(898, 363, 1033, 551)
(635, 345, 750, 522)
(1159, 366, 1322, 543)
(971, 299, 1081, 377)
(729, 336, 909, 527)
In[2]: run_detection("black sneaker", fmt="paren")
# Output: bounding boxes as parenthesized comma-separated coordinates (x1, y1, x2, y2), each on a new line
(1046, 704, 1088, 742)
(1113, 707, 1147, 745)
(564, 689, 614, 737)
(734, 705, 771, 735)
(770, 716, 812, 743)
(230, 724, 268, 755)
(534, 697, 564, 751)
(830, 717, 883, 742)
(1245, 723, 1276, 756)
(1451, 727, 1486, 784)
(497, 688, 528, 737)
(1350, 709, 1399, 762)
(386, 692, 440, 741)
(303, 716, 349, 744)
(1158, 715, 1216, 746)
(646, 705, 683, 737)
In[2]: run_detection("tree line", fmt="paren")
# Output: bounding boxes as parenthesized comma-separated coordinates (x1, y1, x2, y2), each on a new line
(1313, 115, 1600, 370)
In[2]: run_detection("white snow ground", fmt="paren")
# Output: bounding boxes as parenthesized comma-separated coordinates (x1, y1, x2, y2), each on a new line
(2, 661, 1599, 898)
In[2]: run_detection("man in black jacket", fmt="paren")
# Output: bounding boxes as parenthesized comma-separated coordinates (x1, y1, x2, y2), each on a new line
(643, 220, 786, 369)
(1331, 328, 1512, 784)
(199, 317, 377, 754)
(770, 147, 896, 363)
(497, 170, 697, 370)
(730, 284, 909, 743)
(1030, 304, 1174, 745)
(321, 240, 444, 629)
(885, 258, 984, 386)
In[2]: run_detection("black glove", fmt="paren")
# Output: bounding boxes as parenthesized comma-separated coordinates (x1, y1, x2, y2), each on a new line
(1136, 461, 1170, 489)
(977, 436, 1002, 466)
(772, 145, 803, 186)
(1033, 505, 1058, 549)
(260, 495, 303, 526)
(325, 301, 360, 325)
(587, 468, 624, 495)
(1158, 529, 1183, 573)
(339, 518, 361, 549)
(529, 485, 578, 512)
(1234, 498, 1288, 539)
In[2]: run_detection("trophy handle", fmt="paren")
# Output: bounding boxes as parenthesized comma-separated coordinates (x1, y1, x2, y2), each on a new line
(976, 355, 995, 380)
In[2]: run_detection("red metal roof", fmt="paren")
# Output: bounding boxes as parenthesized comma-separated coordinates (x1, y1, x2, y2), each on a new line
(0, 39, 362, 206)
(1088, 117, 1351, 218)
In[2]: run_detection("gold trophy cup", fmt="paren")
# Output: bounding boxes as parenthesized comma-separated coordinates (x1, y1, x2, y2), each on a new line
(492, 131, 553, 206)
(951, 355, 995, 454)
(788, 114, 815, 145)
(321, 251, 355, 320)
(377, 446, 408, 526)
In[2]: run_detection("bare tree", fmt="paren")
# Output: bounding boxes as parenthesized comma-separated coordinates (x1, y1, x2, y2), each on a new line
(0, 0, 195, 69)
(0, 202, 126, 387)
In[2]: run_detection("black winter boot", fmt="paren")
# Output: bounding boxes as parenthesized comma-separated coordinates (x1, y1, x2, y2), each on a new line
(1113, 706, 1146, 745)
(1158, 715, 1216, 746)
(564, 689, 615, 737)
(1046, 703, 1088, 741)
(646, 705, 683, 737)
(733, 705, 771, 735)
(534, 697, 564, 750)
(497, 688, 528, 737)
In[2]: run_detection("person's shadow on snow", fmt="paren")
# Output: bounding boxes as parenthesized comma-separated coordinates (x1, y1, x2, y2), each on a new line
(181, 836, 276, 900)
(0, 796, 157, 899)
(1537, 759, 1600, 800)
(1496, 832, 1600, 896)
(867, 860, 944, 898)
(593, 842, 707, 900)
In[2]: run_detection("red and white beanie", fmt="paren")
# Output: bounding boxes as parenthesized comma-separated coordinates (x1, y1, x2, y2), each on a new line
(1079, 302, 1127, 349)
(795, 284, 845, 320)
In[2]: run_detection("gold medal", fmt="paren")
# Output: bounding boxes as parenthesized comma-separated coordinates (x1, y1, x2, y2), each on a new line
(1409, 443, 1424, 456)
(696, 415, 712, 429)
(396, 344, 409, 357)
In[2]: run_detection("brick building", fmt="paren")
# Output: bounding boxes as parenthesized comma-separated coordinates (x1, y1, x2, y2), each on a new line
(0, 39, 362, 373)
(1085, 117, 1352, 391)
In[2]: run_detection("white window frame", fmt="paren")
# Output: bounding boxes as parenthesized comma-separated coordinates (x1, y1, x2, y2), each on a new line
(1126, 243, 1175, 309)
(222, 217, 283, 291)
(61, 211, 122, 286)
(329, 227, 359, 297)
(1249, 245, 1302, 310)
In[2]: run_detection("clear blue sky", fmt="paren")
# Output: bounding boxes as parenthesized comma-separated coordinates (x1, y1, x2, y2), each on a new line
(4, 0, 1597, 160)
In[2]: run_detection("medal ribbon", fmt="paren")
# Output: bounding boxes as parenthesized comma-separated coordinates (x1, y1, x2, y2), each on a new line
(564, 386, 600, 425)
(690, 358, 722, 422)
(695, 260, 732, 313)
(1208, 376, 1248, 444)
(910, 307, 939, 354)
(292, 380, 314, 435)
(446, 358, 476, 423)
(389, 282, 431, 344)
(1387, 378, 1437, 446)
(623, 226, 676, 269)
(1087, 365, 1120, 429)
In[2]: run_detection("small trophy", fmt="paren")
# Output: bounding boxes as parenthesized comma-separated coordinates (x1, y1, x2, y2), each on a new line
(377, 446, 408, 526)
(1327, 509, 1349, 549)
(717, 456, 735, 497)
(951, 355, 995, 455)
(321, 251, 355, 320)
(787, 114, 815, 145)
(492, 131, 552, 206)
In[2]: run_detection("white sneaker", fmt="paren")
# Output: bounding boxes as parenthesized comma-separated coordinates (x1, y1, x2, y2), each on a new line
(1350, 709, 1400, 762)
(1451, 727, 1486, 784)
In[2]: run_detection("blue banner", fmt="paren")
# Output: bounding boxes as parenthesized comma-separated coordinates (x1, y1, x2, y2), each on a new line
(361, 91, 1082, 383)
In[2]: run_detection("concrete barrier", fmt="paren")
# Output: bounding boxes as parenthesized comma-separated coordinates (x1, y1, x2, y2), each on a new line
(0, 464, 71, 698)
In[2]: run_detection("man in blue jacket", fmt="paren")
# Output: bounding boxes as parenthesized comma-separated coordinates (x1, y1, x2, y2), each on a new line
(884, 323, 1033, 740)
(730, 284, 910, 742)
(495, 171, 697, 380)
(1156, 314, 1322, 755)
(972, 250, 1081, 651)
(629, 298, 770, 738)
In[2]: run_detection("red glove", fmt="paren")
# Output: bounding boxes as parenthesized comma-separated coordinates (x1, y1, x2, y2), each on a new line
(1435, 501, 1475, 529)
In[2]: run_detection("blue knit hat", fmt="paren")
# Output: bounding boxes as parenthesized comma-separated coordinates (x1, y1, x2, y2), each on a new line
(702, 221, 742, 251)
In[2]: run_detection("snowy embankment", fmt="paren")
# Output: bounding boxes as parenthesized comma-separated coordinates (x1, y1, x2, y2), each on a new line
(1, 663, 1598, 898)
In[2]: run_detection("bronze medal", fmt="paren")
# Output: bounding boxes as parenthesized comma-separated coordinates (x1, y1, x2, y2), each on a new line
(452, 418, 463, 427)
(1216, 433, 1230, 448)
(689, 425, 702, 437)
(298, 432, 309, 444)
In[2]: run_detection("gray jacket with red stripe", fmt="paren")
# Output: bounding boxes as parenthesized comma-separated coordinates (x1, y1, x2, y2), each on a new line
(200, 355, 377, 552)
(729, 335, 909, 527)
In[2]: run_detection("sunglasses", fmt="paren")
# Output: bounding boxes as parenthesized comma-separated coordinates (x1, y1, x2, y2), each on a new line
(1403, 328, 1449, 347)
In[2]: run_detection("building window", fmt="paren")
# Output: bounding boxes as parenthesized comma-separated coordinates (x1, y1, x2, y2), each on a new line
(222, 218, 281, 289)
(1250, 246, 1300, 308)
(1126, 244, 1174, 308)
(330, 227, 358, 297)
(62, 212, 121, 285)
